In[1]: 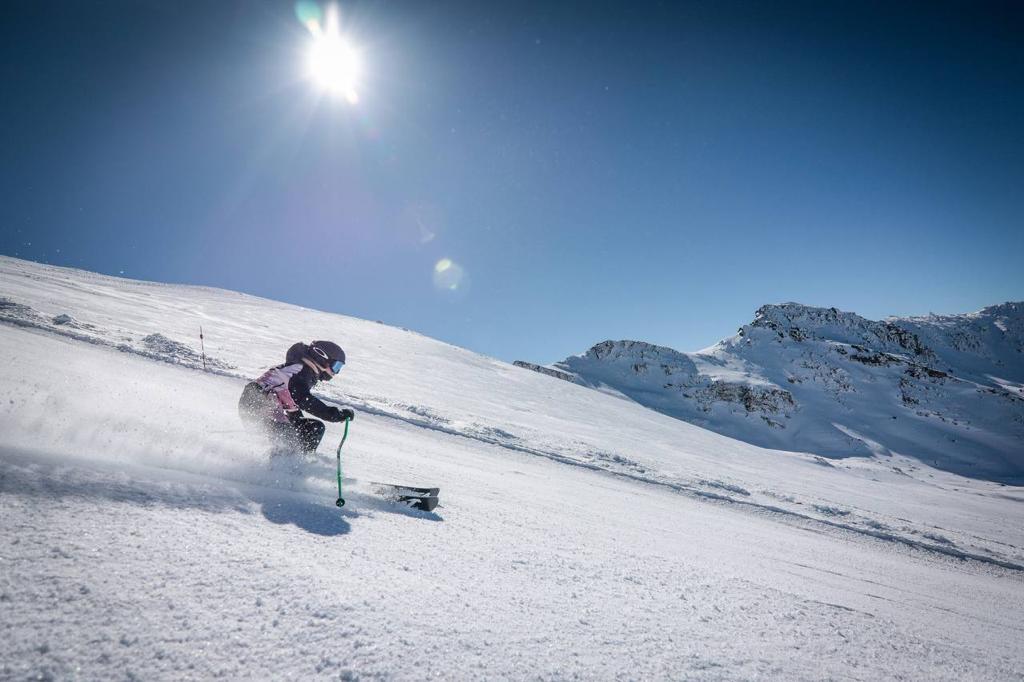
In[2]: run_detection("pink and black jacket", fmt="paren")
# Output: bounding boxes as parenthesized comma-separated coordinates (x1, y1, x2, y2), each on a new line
(240, 343, 345, 424)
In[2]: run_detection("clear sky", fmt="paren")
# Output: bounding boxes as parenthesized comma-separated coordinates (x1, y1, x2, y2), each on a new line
(2, 1, 1022, 363)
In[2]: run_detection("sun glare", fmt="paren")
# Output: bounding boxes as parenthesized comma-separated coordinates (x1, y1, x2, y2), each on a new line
(433, 258, 465, 291)
(302, 2, 361, 103)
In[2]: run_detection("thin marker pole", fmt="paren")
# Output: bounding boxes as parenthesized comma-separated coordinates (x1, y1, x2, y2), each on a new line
(199, 326, 207, 371)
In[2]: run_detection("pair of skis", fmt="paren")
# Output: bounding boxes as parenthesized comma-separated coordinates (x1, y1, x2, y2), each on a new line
(335, 419, 440, 512)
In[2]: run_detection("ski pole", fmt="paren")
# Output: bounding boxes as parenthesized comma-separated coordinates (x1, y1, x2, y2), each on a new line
(335, 418, 351, 507)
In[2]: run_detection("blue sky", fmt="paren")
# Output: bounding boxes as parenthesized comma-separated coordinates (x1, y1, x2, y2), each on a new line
(2, 1, 1022, 363)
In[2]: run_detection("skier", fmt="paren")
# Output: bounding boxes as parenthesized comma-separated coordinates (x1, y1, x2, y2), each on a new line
(238, 340, 355, 453)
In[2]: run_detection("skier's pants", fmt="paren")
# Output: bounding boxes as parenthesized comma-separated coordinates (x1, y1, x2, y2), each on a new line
(266, 418, 325, 453)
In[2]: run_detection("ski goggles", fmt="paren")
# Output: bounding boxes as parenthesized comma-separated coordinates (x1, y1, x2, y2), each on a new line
(312, 346, 345, 374)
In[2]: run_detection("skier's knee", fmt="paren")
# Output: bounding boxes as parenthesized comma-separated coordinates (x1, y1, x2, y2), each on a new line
(299, 419, 326, 452)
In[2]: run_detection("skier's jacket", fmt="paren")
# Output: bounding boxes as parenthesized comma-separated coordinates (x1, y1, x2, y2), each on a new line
(241, 343, 345, 424)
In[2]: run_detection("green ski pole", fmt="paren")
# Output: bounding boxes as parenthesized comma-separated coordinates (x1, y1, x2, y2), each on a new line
(335, 418, 351, 507)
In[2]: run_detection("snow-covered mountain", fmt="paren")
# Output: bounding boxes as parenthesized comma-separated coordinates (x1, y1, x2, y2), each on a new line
(517, 303, 1024, 482)
(2, 256, 1023, 679)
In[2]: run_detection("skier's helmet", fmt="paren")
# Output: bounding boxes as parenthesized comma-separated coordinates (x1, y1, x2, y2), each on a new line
(307, 340, 346, 380)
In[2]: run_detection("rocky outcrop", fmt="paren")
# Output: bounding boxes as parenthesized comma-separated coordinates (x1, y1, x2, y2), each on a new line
(748, 303, 934, 359)
(513, 361, 576, 383)
(699, 382, 795, 416)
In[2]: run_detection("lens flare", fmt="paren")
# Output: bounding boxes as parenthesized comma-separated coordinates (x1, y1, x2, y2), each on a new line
(294, 0, 322, 30)
(433, 258, 465, 291)
(401, 202, 442, 245)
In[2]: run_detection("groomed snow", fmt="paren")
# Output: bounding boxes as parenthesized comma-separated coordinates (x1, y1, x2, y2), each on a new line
(2, 257, 1023, 680)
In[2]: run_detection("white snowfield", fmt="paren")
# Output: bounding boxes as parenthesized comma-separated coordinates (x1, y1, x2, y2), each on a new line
(1, 255, 1022, 680)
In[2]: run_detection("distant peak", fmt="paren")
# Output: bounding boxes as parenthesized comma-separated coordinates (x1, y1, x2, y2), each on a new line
(977, 301, 1024, 318)
(583, 339, 686, 361)
(751, 303, 866, 331)
(747, 303, 932, 357)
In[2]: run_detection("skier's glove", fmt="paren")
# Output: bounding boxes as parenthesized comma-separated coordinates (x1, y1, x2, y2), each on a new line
(338, 408, 355, 422)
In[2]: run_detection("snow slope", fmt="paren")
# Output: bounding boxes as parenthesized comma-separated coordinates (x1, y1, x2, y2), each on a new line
(522, 303, 1024, 483)
(2, 256, 1023, 680)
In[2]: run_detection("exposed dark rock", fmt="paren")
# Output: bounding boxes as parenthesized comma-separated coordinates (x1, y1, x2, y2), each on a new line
(513, 361, 576, 383)
(701, 382, 795, 416)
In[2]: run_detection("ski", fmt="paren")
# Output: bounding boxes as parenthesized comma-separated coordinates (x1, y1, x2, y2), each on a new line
(370, 482, 441, 512)
(370, 482, 439, 497)
(397, 495, 439, 512)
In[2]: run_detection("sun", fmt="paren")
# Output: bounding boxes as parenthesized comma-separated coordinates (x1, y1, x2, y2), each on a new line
(303, 3, 361, 104)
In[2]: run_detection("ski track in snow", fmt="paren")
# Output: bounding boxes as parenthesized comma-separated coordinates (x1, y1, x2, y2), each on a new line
(2, 256, 1024, 680)
(351, 400, 1024, 572)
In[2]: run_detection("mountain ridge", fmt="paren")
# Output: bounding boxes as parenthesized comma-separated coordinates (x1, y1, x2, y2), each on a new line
(517, 301, 1024, 481)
